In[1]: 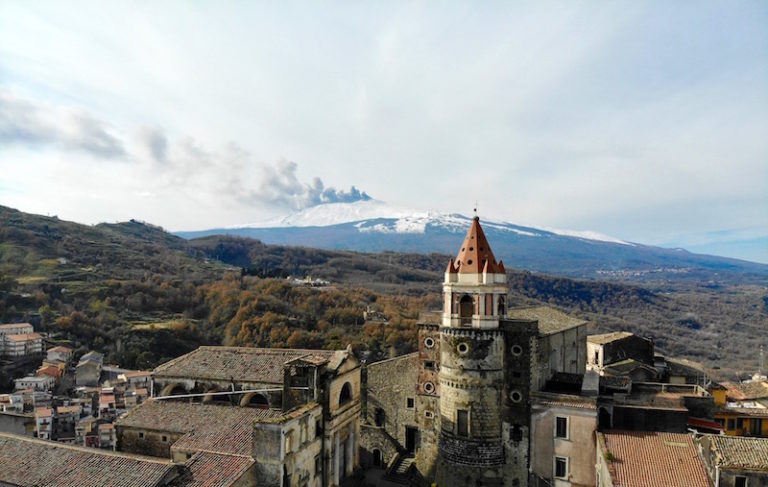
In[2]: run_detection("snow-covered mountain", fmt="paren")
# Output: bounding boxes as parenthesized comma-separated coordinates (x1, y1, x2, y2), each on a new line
(177, 200, 768, 280)
(232, 200, 632, 245)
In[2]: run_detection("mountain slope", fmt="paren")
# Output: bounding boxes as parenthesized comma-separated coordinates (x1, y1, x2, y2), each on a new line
(177, 201, 768, 283)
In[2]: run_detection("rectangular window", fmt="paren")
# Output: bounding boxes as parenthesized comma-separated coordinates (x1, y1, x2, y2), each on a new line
(161, 435, 168, 443)
(554, 456, 568, 479)
(406, 397, 415, 409)
(138, 432, 144, 439)
(737, 418, 744, 429)
(425, 361, 435, 370)
(727, 418, 736, 430)
(315, 454, 321, 477)
(735, 476, 747, 487)
(285, 431, 293, 452)
(751, 419, 763, 436)
(555, 416, 568, 439)
(457, 409, 469, 437)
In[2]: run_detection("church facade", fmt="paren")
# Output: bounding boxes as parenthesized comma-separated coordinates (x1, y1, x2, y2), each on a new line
(362, 217, 587, 487)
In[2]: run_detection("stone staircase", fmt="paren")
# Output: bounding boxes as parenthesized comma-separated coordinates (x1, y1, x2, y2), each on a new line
(383, 454, 417, 485)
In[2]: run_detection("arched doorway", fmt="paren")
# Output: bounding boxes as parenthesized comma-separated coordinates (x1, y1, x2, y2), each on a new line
(372, 449, 382, 468)
(459, 295, 473, 325)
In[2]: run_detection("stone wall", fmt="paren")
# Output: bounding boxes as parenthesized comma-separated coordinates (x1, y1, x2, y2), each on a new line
(116, 425, 183, 458)
(364, 353, 418, 448)
(359, 424, 399, 469)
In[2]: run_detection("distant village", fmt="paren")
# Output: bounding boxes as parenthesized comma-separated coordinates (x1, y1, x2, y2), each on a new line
(0, 218, 767, 487)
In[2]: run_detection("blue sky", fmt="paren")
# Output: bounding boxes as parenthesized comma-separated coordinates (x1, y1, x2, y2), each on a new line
(0, 1, 766, 262)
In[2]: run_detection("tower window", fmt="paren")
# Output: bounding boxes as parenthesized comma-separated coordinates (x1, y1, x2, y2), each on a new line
(424, 381, 435, 393)
(423, 337, 435, 349)
(511, 344, 523, 356)
(459, 295, 473, 323)
(424, 361, 435, 370)
(457, 409, 469, 437)
(510, 390, 523, 402)
(457, 342, 469, 355)
(406, 397, 415, 408)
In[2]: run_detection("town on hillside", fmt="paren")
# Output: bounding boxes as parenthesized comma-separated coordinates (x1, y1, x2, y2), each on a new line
(0, 218, 767, 487)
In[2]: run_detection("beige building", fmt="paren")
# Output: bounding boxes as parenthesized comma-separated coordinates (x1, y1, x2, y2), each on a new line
(530, 392, 597, 487)
(118, 345, 361, 487)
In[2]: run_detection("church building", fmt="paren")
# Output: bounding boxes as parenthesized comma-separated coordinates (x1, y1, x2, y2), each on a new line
(362, 216, 588, 487)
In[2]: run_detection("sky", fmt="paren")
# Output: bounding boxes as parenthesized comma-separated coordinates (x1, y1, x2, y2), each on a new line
(1, 1, 767, 262)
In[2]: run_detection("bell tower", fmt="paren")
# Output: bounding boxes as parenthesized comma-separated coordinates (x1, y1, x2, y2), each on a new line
(436, 216, 508, 486)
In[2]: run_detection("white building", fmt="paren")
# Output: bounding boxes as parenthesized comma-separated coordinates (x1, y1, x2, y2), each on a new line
(14, 375, 55, 392)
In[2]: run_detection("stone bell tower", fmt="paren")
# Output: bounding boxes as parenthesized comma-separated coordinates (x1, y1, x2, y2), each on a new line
(436, 216, 509, 487)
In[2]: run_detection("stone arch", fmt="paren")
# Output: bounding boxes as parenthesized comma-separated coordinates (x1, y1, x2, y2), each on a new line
(339, 382, 352, 407)
(459, 294, 473, 324)
(202, 386, 228, 404)
(240, 391, 270, 408)
(160, 383, 186, 397)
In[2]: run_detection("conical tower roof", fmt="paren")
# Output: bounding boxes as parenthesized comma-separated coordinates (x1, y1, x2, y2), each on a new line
(453, 216, 504, 274)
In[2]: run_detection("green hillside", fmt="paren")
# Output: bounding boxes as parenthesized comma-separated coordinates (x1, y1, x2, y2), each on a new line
(1, 205, 766, 383)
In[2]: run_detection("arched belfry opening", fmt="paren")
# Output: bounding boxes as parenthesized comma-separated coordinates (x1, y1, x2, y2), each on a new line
(459, 295, 474, 324)
(497, 295, 506, 316)
(339, 382, 352, 407)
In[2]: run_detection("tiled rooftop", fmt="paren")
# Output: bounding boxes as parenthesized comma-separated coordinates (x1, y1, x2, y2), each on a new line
(47, 345, 73, 353)
(723, 380, 768, 401)
(117, 400, 289, 456)
(600, 431, 709, 487)
(0, 322, 33, 330)
(505, 306, 587, 335)
(153, 346, 341, 384)
(0, 432, 178, 487)
(6, 332, 42, 342)
(184, 452, 254, 487)
(706, 434, 768, 471)
(587, 331, 634, 344)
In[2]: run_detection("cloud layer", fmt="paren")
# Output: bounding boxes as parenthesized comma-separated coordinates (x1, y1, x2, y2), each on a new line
(0, 91, 125, 158)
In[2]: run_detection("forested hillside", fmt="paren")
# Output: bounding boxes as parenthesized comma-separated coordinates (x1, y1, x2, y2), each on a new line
(1, 205, 766, 381)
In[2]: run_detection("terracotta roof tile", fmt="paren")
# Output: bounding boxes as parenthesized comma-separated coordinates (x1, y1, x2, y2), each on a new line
(453, 217, 503, 274)
(6, 333, 42, 341)
(600, 431, 710, 487)
(47, 346, 73, 353)
(0, 432, 177, 487)
(153, 346, 340, 384)
(723, 380, 768, 401)
(587, 331, 634, 345)
(184, 452, 254, 487)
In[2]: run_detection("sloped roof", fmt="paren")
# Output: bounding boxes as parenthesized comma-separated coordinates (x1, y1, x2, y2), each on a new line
(451, 217, 504, 274)
(706, 434, 768, 471)
(600, 431, 709, 487)
(153, 346, 344, 384)
(117, 401, 286, 456)
(0, 323, 33, 330)
(184, 452, 254, 487)
(6, 333, 42, 342)
(47, 346, 73, 353)
(723, 380, 768, 401)
(0, 432, 178, 487)
(506, 306, 587, 335)
(587, 331, 634, 345)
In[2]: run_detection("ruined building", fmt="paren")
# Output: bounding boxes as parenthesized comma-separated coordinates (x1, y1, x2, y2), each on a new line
(362, 217, 587, 487)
